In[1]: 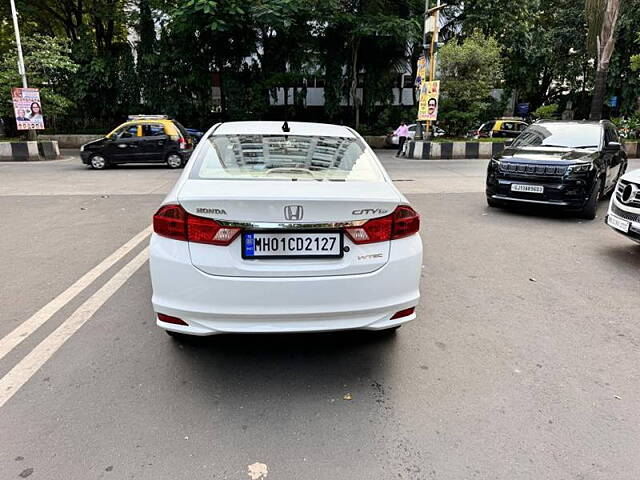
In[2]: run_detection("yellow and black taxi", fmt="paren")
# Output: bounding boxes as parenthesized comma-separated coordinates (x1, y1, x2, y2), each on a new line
(473, 118, 529, 139)
(80, 115, 194, 169)
(486, 120, 628, 219)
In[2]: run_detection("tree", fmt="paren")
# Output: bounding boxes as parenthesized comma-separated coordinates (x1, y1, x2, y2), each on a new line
(587, 0, 622, 119)
(437, 30, 503, 136)
(0, 34, 78, 121)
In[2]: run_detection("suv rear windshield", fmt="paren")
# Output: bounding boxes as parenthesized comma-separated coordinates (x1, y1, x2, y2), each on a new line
(190, 135, 384, 182)
(512, 123, 601, 149)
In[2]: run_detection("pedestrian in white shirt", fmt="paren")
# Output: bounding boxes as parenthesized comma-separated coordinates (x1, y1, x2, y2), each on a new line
(393, 121, 409, 157)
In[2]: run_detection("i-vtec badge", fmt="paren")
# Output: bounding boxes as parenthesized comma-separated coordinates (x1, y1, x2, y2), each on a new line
(358, 253, 383, 260)
(352, 208, 388, 216)
(196, 207, 227, 215)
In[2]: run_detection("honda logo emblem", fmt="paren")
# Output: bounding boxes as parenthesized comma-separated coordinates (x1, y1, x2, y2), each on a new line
(284, 205, 304, 221)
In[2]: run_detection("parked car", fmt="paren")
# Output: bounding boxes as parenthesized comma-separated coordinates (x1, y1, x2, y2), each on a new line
(470, 119, 528, 139)
(385, 123, 445, 147)
(80, 115, 194, 169)
(605, 168, 640, 243)
(150, 121, 422, 338)
(185, 128, 204, 144)
(486, 120, 628, 219)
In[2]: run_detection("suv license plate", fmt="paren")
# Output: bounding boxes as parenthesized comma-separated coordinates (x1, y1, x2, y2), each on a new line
(242, 232, 343, 259)
(607, 214, 630, 233)
(511, 184, 544, 194)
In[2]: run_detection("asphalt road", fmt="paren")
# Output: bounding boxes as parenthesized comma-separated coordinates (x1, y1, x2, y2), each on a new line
(1, 151, 639, 480)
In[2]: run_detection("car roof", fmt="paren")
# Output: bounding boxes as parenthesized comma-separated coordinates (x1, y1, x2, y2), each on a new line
(212, 121, 357, 138)
(107, 119, 179, 137)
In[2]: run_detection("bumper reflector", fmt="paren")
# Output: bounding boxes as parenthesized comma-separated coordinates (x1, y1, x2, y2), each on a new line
(390, 307, 415, 320)
(157, 313, 188, 326)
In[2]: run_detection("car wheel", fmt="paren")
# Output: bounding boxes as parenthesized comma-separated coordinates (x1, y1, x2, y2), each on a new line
(166, 153, 183, 169)
(89, 154, 108, 170)
(579, 177, 602, 220)
(487, 196, 503, 208)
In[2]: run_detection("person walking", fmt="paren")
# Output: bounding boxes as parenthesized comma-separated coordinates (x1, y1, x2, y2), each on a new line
(394, 121, 409, 157)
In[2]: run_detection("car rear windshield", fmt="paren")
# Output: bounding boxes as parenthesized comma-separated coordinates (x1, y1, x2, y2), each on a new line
(512, 123, 601, 149)
(189, 135, 384, 182)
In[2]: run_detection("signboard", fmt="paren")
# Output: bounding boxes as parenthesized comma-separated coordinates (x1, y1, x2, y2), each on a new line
(12, 88, 44, 130)
(609, 96, 618, 107)
(516, 103, 530, 117)
(418, 80, 440, 121)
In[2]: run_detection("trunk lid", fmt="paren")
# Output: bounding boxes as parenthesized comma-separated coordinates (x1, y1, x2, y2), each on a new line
(178, 179, 402, 277)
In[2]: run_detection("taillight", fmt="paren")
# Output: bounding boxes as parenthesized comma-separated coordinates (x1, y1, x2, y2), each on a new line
(153, 204, 241, 245)
(153, 204, 187, 240)
(391, 205, 420, 240)
(179, 137, 187, 149)
(186, 215, 241, 245)
(345, 206, 419, 244)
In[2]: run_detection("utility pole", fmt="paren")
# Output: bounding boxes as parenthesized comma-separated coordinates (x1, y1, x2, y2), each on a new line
(424, 1, 443, 140)
(9, 0, 36, 141)
(415, 0, 430, 141)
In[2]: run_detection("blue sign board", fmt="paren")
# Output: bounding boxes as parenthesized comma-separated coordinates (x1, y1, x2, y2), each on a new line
(516, 103, 530, 117)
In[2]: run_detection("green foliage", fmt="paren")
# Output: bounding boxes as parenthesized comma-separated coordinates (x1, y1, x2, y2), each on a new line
(437, 31, 503, 136)
(611, 115, 640, 139)
(532, 104, 559, 119)
(0, 34, 78, 118)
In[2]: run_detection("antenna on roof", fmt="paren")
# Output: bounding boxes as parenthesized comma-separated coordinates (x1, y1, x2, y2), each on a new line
(282, 121, 290, 133)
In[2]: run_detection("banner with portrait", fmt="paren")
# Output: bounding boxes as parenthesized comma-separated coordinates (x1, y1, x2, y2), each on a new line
(12, 87, 45, 130)
(417, 80, 440, 121)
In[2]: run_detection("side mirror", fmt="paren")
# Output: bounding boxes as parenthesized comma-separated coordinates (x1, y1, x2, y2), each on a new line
(606, 141, 621, 151)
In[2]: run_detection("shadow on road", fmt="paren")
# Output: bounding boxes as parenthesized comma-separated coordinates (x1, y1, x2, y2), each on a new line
(163, 329, 400, 409)
(598, 243, 640, 269)
(487, 201, 611, 223)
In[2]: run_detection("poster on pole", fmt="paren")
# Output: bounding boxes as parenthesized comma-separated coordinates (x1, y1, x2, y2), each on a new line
(418, 80, 440, 121)
(415, 56, 427, 89)
(12, 87, 45, 130)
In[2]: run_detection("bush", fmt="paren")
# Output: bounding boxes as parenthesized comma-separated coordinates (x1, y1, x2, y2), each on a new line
(532, 104, 559, 119)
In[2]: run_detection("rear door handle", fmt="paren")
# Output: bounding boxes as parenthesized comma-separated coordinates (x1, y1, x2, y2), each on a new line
(118, 144, 127, 149)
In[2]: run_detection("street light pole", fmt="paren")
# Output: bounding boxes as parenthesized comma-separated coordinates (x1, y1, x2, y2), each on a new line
(9, 0, 36, 140)
(9, 0, 28, 89)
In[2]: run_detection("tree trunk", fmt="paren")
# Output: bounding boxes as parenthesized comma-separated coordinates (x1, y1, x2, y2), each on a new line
(590, 68, 608, 120)
(589, 0, 621, 120)
(350, 37, 361, 130)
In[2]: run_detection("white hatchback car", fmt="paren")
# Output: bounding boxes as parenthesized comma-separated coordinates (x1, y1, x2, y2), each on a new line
(606, 168, 640, 243)
(149, 121, 423, 336)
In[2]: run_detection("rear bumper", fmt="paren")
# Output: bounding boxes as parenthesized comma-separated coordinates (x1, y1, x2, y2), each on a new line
(149, 234, 422, 335)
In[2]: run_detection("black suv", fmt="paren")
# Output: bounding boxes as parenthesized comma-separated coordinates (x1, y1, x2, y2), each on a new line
(80, 116, 194, 169)
(486, 120, 628, 219)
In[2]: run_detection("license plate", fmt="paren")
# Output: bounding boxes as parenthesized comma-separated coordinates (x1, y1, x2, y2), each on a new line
(607, 214, 630, 233)
(511, 184, 544, 194)
(242, 231, 343, 259)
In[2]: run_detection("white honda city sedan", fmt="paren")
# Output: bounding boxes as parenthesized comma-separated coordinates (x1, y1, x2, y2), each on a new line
(149, 121, 423, 336)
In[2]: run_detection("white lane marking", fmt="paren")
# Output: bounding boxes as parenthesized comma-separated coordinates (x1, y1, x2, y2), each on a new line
(0, 248, 149, 409)
(0, 226, 151, 362)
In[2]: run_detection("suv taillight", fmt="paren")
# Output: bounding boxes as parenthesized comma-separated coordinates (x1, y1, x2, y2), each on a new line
(345, 205, 420, 244)
(153, 204, 241, 245)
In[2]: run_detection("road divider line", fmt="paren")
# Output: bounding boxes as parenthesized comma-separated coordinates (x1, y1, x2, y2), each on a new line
(0, 226, 151, 363)
(0, 248, 149, 409)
